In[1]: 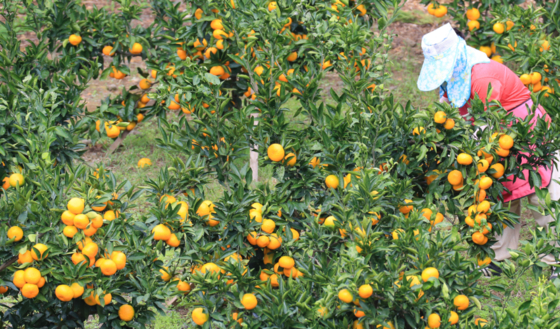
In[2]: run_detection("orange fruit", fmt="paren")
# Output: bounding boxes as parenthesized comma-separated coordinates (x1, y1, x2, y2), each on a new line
(213, 29, 228, 40)
(2, 177, 10, 190)
(160, 267, 171, 281)
(447, 170, 463, 186)
(71, 252, 87, 265)
(358, 284, 373, 298)
(103, 210, 119, 221)
(192, 308, 208, 325)
(454, 294, 470, 310)
(467, 20, 480, 31)
(91, 214, 103, 229)
(478, 256, 492, 266)
(166, 233, 181, 247)
(278, 256, 295, 269)
(475, 189, 487, 202)
(73, 214, 89, 229)
(520, 74, 531, 85)
(7, 226, 23, 241)
(139, 79, 152, 90)
(457, 153, 473, 165)
(70, 282, 84, 298)
(55, 285, 74, 302)
(95, 292, 112, 306)
(13, 270, 26, 288)
(284, 152, 297, 166)
(111, 251, 127, 270)
(338, 289, 353, 303)
(479, 46, 492, 57)
(241, 293, 258, 310)
(68, 34, 82, 46)
(152, 224, 172, 241)
(84, 292, 97, 306)
(31, 243, 48, 261)
(421, 267, 439, 282)
(119, 304, 135, 321)
(496, 147, 509, 157)
(82, 242, 99, 259)
(434, 111, 446, 124)
(257, 235, 270, 248)
(247, 232, 258, 245)
(531, 72, 542, 84)
(100, 259, 117, 275)
(466, 8, 480, 20)
(482, 223, 493, 235)
(434, 5, 447, 17)
(267, 144, 285, 162)
(18, 250, 33, 264)
(209, 66, 225, 76)
(493, 22, 505, 34)
(210, 18, 223, 30)
(413, 127, 425, 136)
(197, 200, 215, 216)
(479, 177, 493, 190)
(21, 283, 39, 299)
(23, 267, 41, 284)
(268, 1, 277, 11)
(399, 199, 413, 214)
(323, 216, 337, 228)
(498, 135, 513, 150)
(477, 159, 489, 173)
(261, 219, 276, 233)
(475, 318, 488, 327)
(472, 231, 488, 245)
(102, 45, 114, 56)
(129, 42, 143, 54)
(428, 313, 441, 328)
(267, 234, 282, 250)
(9, 173, 24, 187)
(67, 198, 85, 215)
(490, 163, 504, 178)
(325, 175, 339, 189)
(444, 119, 455, 130)
(477, 200, 491, 213)
(506, 20, 514, 30)
(63, 225, 78, 238)
(474, 213, 487, 225)
(177, 280, 191, 292)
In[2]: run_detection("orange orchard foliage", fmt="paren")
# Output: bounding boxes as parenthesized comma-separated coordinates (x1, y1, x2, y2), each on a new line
(2, 0, 560, 328)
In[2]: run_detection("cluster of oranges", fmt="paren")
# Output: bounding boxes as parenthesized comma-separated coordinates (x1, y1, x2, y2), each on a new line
(267, 143, 297, 166)
(519, 71, 554, 96)
(11, 267, 45, 299)
(95, 111, 144, 139)
(427, 3, 447, 18)
(62, 196, 120, 239)
(152, 194, 189, 247)
(6, 238, 48, 299)
(71, 238, 127, 276)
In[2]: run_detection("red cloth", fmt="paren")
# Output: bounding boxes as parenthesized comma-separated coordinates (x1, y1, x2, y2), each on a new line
(443, 60, 551, 202)
(457, 60, 531, 115)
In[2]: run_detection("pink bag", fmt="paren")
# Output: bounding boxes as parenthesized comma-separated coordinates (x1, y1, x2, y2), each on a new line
(502, 99, 552, 202)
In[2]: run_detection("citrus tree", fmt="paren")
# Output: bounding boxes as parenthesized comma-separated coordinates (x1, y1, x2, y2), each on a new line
(0, 153, 170, 327)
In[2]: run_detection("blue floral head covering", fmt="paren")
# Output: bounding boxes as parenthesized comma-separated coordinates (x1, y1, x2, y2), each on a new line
(417, 24, 490, 108)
